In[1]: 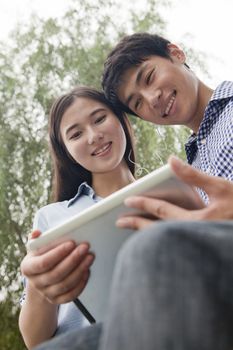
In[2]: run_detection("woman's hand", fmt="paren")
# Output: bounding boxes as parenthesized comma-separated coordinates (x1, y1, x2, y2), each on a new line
(21, 230, 95, 304)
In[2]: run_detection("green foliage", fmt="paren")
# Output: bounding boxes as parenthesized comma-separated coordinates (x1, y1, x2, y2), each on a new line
(130, 116, 191, 177)
(0, 299, 26, 349)
(0, 0, 206, 348)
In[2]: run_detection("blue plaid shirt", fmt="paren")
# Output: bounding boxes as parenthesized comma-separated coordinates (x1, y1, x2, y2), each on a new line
(185, 81, 233, 203)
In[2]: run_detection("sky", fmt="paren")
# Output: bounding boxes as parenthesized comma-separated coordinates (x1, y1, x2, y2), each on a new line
(163, 0, 233, 86)
(0, 0, 232, 87)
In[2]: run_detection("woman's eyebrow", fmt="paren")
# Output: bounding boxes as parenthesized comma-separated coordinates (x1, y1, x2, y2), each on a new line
(65, 108, 107, 136)
(65, 123, 79, 136)
(89, 107, 106, 117)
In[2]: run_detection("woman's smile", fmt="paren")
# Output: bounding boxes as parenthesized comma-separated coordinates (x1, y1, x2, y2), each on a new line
(91, 142, 112, 157)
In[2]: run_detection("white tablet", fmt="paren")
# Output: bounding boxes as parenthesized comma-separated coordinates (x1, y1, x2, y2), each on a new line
(27, 163, 203, 322)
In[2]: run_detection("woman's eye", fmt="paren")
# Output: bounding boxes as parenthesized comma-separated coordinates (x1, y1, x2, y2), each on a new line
(146, 69, 154, 85)
(95, 115, 106, 124)
(70, 131, 82, 140)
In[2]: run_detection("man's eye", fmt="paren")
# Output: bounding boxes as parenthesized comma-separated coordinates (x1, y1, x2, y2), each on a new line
(95, 115, 106, 124)
(146, 69, 154, 85)
(135, 98, 142, 111)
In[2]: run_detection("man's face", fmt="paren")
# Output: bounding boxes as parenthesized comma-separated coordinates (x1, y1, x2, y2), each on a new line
(117, 46, 201, 131)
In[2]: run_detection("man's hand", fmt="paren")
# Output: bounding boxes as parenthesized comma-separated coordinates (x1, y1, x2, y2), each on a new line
(116, 156, 233, 230)
(21, 230, 95, 304)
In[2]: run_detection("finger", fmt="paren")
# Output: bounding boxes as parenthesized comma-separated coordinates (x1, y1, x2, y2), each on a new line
(38, 247, 94, 287)
(168, 156, 225, 196)
(28, 230, 41, 240)
(116, 216, 155, 230)
(43, 254, 94, 303)
(21, 241, 78, 275)
(49, 270, 90, 304)
(190, 203, 233, 220)
(124, 196, 193, 220)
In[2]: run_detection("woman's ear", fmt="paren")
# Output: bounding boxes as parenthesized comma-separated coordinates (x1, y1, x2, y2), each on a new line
(167, 43, 186, 64)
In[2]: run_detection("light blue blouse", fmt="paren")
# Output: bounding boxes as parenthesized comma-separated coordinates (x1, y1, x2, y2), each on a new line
(24, 182, 101, 335)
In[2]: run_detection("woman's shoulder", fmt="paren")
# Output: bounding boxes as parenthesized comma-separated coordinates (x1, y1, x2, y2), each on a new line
(33, 200, 70, 232)
(36, 199, 69, 215)
(33, 182, 97, 232)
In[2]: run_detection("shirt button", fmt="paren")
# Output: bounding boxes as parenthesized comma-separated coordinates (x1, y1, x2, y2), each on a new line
(201, 138, 206, 145)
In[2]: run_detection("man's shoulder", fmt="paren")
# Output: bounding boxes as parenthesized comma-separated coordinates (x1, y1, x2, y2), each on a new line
(211, 81, 233, 101)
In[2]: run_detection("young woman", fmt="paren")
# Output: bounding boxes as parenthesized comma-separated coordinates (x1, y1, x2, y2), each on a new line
(19, 86, 136, 349)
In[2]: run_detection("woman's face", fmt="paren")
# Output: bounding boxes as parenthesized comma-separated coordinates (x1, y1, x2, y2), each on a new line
(60, 97, 127, 175)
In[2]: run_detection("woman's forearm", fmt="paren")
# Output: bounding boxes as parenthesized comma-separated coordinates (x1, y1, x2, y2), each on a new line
(19, 282, 58, 349)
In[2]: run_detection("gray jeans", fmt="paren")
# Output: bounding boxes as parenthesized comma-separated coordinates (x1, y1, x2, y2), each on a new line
(100, 220, 233, 350)
(34, 323, 102, 350)
(35, 221, 233, 350)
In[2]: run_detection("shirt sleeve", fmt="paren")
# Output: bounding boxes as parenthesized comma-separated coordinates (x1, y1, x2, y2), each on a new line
(20, 208, 49, 305)
(32, 207, 50, 232)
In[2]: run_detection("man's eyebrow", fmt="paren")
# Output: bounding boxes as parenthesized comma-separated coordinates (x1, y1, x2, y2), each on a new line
(125, 93, 134, 108)
(136, 63, 148, 85)
(125, 64, 148, 107)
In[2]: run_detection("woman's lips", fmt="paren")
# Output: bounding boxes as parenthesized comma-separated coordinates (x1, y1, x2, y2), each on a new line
(92, 142, 112, 156)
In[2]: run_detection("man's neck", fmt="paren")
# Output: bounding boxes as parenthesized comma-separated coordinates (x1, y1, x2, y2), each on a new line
(189, 81, 214, 134)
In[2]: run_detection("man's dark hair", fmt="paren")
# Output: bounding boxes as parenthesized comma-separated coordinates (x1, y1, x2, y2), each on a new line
(102, 33, 171, 114)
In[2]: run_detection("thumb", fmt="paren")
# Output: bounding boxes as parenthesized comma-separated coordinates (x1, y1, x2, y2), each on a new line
(168, 156, 219, 196)
(28, 230, 42, 240)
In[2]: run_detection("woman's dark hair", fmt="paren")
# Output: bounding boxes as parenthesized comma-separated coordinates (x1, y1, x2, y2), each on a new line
(49, 86, 136, 202)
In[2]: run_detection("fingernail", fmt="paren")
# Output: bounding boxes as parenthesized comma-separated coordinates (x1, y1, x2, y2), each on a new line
(169, 156, 185, 170)
(124, 198, 134, 206)
(78, 244, 89, 256)
(116, 218, 128, 227)
(85, 254, 95, 266)
(64, 241, 76, 251)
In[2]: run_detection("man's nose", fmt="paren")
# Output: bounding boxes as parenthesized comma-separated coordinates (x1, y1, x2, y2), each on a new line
(142, 88, 162, 108)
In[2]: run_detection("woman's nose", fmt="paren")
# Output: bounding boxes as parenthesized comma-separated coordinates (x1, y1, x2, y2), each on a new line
(87, 130, 104, 145)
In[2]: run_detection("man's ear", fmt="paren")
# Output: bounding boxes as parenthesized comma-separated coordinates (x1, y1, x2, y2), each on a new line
(167, 43, 186, 63)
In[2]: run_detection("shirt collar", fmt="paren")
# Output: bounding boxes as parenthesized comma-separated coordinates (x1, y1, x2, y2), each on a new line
(209, 81, 233, 102)
(185, 81, 233, 164)
(67, 182, 96, 207)
(202, 81, 233, 120)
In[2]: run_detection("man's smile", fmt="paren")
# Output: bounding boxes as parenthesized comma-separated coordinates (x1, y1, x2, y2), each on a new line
(163, 91, 176, 118)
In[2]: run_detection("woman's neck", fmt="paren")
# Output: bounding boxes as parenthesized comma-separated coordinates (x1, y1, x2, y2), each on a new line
(92, 162, 135, 198)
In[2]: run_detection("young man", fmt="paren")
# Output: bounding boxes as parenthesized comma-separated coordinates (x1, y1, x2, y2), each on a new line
(98, 32, 233, 350)
(102, 32, 233, 226)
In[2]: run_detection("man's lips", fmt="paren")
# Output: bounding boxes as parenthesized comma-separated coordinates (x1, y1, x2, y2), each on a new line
(162, 91, 176, 118)
(91, 142, 112, 156)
